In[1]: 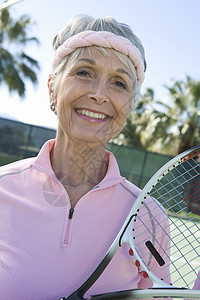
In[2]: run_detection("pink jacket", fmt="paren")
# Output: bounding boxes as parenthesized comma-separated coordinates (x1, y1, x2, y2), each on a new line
(0, 140, 168, 299)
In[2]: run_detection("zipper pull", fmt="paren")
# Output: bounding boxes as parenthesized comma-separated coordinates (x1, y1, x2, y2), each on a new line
(68, 208, 74, 219)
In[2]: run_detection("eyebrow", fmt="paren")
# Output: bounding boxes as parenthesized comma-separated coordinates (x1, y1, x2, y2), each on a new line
(116, 68, 132, 79)
(77, 58, 96, 65)
(77, 58, 132, 79)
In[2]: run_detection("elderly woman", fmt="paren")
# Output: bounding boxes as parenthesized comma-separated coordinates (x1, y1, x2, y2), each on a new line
(0, 14, 169, 300)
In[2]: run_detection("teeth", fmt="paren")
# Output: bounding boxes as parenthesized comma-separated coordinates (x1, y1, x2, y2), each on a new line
(76, 109, 107, 119)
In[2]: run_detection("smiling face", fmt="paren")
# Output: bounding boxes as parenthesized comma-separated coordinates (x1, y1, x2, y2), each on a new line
(54, 47, 134, 146)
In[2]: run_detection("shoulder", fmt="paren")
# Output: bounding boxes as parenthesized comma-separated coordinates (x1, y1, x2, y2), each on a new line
(120, 179, 142, 198)
(0, 157, 35, 179)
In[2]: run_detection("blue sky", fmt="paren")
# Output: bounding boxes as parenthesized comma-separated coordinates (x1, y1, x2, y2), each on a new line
(1, 0, 200, 128)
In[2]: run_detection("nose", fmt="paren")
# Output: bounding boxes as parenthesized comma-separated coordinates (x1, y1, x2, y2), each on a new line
(88, 79, 109, 104)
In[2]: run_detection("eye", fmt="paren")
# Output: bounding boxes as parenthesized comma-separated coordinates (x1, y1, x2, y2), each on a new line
(114, 80, 127, 90)
(76, 70, 90, 77)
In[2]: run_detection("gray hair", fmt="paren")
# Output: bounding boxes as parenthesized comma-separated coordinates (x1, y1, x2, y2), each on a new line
(52, 14, 146, 71)
(51, 14, 146, 109)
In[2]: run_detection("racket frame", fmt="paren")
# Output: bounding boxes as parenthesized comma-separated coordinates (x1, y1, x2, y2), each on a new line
(121, 145, 200, 289)
(62, 145, 200, 299)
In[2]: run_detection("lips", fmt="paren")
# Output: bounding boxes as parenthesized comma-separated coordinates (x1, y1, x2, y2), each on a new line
(75, 108, 109, 120)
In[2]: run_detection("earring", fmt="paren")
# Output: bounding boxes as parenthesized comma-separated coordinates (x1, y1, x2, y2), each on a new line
(49, 87, 57, 115)
(50, 99, 57, 115)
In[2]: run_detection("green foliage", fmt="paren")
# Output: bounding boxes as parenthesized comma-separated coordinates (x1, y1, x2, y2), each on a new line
(112, 88, 167, 150)
(113, 76, 200, 156)
(162, 76, 200, 154)
(0, 7, 40, 97)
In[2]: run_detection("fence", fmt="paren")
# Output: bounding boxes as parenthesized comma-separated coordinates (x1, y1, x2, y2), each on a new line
(0, 117, 172, 188)
(107, 143, 172, 188)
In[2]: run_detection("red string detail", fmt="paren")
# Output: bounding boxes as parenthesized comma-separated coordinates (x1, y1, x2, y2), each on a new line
(183, 176, 200, 215)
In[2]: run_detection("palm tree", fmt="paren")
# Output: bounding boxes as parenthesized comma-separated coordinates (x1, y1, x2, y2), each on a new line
(112, 88, 171, 151)
(113, 76, 200, 156)
(122, 88, 157, 149)
(136, 76, 200, 155)
(0, 7, 40, 97)
(161, 76, 200, 154)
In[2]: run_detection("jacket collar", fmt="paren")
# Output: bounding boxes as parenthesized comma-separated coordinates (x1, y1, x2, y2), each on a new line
(32, 139, 125, 186)
(32, 139, 56, 176)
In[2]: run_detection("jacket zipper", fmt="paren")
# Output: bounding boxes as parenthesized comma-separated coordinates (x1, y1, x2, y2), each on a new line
(64, 208, 74, 245)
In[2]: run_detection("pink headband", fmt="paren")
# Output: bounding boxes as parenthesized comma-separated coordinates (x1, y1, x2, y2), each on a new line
(52, 30, 145, 86)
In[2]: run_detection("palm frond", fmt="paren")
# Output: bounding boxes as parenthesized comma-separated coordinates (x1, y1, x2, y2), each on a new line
(0, 7, 40, 97)
(20, 52, 40, 69)
(18, 63, 38, 84)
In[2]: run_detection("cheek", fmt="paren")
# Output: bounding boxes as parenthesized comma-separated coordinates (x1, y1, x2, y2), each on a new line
(56, 84, 75, 109)
(116, 96, 132, 118)
(111, 98, 131, 133)
(56, 90, 72, 123)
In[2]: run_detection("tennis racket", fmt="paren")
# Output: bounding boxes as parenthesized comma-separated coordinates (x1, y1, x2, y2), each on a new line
(60, 144, 200, 299)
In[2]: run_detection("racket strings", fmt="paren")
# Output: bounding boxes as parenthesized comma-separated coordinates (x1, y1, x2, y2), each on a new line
(134, 196, 199, 258)
(170, 160, 200, 215)
(172, 251, 200, 277)
(156, 219, 199, 284)
(152, 176, 188, 214)
(169, 218, 200, 256)
(167, 217, 200, 287)
(133, 211, 199, 287)
(132, 156, 200, 289)
(151, 158, 199, 205)
(153, 179, 200, 286)
(132, 216, 198, 283)
(134, 216, 199, 288)
(133, 207, 172, 280)
(134, 210, 182, 284)
(151, 163, 200, 222)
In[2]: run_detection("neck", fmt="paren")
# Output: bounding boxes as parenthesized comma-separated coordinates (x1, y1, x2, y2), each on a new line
(50, 134, 108, 206)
